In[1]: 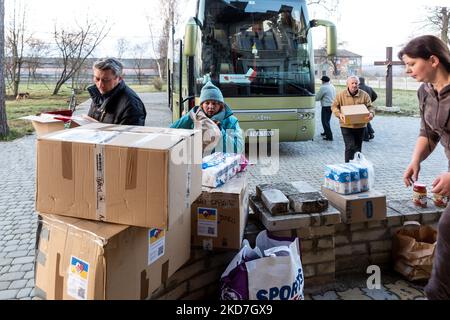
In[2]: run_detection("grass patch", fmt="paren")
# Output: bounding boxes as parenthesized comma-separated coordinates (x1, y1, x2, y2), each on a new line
(3, 83, 166, 141)
(320, 84, 420, 116)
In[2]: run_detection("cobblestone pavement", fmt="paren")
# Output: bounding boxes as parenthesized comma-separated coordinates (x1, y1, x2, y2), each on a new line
(0, 92, 445, 300)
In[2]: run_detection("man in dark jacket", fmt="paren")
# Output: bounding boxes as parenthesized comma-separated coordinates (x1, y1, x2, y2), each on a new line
(87, 58, 147, 125)
(359, 77, 377, 141)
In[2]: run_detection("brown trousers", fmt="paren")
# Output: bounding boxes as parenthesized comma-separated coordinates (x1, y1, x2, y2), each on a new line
(425, 205, 450, 299)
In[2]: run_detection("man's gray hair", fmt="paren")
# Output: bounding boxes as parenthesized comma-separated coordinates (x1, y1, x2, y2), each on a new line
(347, 75, 360, 84)
(93, 57, 123, 77)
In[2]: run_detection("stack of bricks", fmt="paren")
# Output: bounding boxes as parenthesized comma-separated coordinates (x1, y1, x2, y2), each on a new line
(147, 196, 444, 300)
(334, 199, 444, 275)
(248, 182, 342, 290)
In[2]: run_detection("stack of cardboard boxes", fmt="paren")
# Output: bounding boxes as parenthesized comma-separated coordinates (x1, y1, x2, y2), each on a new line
(34, 123, 203, 299)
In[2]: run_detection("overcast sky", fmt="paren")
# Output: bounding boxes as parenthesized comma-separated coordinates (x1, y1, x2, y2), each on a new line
(4, 0, 449, 64)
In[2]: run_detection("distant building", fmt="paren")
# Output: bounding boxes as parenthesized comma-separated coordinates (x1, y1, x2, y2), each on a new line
(314, 49, 362, 77)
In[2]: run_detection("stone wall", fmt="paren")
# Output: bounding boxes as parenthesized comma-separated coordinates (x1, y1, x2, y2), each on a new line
(149, 199, 443, 300)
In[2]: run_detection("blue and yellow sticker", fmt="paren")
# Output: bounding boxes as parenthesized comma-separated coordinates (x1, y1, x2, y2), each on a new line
(197, 208, 217, 222)
(70, 256, 89, 280)
(149, 228, 165, 244)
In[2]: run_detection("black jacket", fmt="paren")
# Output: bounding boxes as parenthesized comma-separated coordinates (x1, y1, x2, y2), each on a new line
(358, 83, 378, 103)
(87, 81, 147, 125)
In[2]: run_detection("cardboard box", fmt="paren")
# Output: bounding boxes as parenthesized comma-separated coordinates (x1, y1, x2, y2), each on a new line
(321, 186, 386, 223)
(36, 123, 202, 229)
(34, 211, 191, 300)
(191, 172, 249, 250)
(341, 104, 370, 125)
(20, 114, 94, 137)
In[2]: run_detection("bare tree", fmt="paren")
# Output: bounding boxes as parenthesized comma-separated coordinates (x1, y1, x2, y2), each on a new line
(425, 6, 450, 44)
(52, 18, 110, 95)
(25, 38, 49, 86)
(5, 0, 30, 97)
(116, 38, 130, 59)
(147, 0, 180, 80)
(0, 0, 9, 138)
(132, 43, 149, 85)
(307, 0, 340, 13)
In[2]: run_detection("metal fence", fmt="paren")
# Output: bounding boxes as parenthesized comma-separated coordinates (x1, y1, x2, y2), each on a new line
(318, 77, 421, 91)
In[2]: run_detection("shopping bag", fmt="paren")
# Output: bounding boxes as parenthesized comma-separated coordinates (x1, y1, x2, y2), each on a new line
(220, 230, 304, 300)
(392, 221, 437, 281)
(190, 108, 222, 155)
(350, 152, 375, 189)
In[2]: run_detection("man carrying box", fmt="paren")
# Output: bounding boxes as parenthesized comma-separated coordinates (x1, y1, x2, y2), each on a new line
(331, 75, 375, 162)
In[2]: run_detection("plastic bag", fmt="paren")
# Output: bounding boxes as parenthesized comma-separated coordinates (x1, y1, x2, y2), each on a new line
(190, 108, 222, 156)
(350, 152, 375, 190)
(220, 230, 304, 300)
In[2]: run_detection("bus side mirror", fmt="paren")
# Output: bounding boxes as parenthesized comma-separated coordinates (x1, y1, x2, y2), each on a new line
(310, 19, 337, 57)
(184, 17, 198, 57)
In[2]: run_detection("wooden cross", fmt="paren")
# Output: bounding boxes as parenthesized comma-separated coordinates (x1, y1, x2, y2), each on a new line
(374, 47, 404, 108)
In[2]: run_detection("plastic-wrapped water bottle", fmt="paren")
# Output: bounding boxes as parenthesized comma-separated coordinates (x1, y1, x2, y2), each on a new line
(202, 152, 227, 169)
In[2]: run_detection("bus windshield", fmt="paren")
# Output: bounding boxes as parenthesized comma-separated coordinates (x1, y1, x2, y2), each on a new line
(196, 0, 314, 97)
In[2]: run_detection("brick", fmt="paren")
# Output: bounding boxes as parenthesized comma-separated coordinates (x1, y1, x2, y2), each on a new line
(316, 262, 335, 275)
(321, 211, 341, 226)
(335, 235, 350, 246)
(352, 243, 368, 255)
(262, 189, 289, 214)
(0, 272, 25, 282)
(352, 228, 389, 242)
(370, 252, 392, 266)
(17, 288, 33, 299)
(300, 240, 314, 251)
(303, 265, 316, 278)
(9, 279, 28, 290)
(309, 213, 322, 227)
(302, 249, 335, 264)
(336, 255, 370, 273)
(350, 222, 366, 232)
(0, 290, 19, 300)
(12, 256, 34, 265)
(370, 240, 392, 253)
(304, 274, 335, 289)
(422, 212, 442, 224)
(335, 223, 349, 233)
(317, 237, 335, 249)
(367, 220, 387, 229)
(271, 230, 293, 238)
(387, 215, 402, 227)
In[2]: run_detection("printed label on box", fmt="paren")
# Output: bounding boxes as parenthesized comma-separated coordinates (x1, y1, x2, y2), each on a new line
(197, 207, 218, 237)
(202, 238, 214, 251)
(148, 228, 165, 265)
(67, 256, 89, 300)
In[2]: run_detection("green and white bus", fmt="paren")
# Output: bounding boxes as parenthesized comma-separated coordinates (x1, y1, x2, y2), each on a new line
(168, 0, 336, 141)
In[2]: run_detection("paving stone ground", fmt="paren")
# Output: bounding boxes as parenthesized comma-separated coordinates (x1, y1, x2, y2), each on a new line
(0, 92, 445, 300)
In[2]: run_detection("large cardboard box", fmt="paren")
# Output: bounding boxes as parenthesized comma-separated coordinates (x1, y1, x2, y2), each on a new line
(20, 114, 94, 137)
(321, 186, 386, 223)
(36, 123, 202, 229)
(191, 172, 249, 250)
(341, 104, 370, 125)
(34, 211, 191, 300)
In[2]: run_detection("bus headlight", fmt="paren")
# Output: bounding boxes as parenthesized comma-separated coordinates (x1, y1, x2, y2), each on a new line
(297, 109, 315, 120)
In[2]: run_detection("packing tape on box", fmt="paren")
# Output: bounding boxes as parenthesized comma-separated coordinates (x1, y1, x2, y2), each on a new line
(61, 142, 73, 180)
(36, 250, 47, 266)
(94, 144, 107, 221)
(125, 148, 138, 190)
(40, 226, 50, 242)
(34, 286, 47, 300)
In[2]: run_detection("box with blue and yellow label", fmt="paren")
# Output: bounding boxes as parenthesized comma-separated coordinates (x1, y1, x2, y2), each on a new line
(34, 209, 190, 300)
(191, 172, 249, 250)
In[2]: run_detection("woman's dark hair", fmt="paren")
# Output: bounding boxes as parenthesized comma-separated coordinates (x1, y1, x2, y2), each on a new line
(398, 35, 450, 72)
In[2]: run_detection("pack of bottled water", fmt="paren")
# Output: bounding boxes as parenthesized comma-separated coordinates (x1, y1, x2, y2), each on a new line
(324, 163, 369, 195)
